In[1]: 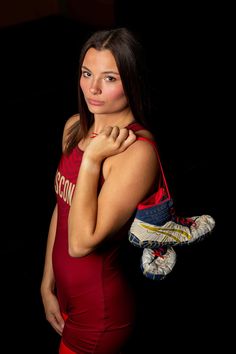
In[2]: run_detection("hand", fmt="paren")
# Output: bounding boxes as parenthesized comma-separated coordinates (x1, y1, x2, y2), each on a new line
(41, 290, 65, 335)
(85, 126, 136, 162)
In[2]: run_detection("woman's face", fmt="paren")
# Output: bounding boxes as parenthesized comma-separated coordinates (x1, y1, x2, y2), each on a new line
(80, 48, 128, 115)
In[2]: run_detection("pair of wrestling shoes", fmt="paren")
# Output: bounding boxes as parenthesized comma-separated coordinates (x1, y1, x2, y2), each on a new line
(129, 201, 215, 281)
(128, 139, 215, 280)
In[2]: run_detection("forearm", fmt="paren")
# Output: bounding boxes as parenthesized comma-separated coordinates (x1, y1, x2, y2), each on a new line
(41, 205, 58, 294)
(68, 155, 102, 256)
(68, 127, 137, 257)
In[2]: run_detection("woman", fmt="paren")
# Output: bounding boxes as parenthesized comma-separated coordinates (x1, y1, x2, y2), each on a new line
(40, 27, 160, 353)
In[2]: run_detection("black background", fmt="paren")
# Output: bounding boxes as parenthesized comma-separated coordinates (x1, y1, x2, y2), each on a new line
(1, 3, 228, 353)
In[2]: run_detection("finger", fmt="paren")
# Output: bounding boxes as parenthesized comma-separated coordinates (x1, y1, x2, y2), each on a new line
(103, 126, 113, 136)
(119, 128, 129, 139)
(55, 312, 65, 331)
(47, 313, 65, 335)
(110, 126, 120, 139)
(115, 128, 129, 144)
(121, 130, 136, 148)
(50, 319, 64, 335)
(52, 323, 63, 336)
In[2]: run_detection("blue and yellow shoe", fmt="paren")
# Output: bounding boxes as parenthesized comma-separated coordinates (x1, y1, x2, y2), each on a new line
(129, 213, 215, 248)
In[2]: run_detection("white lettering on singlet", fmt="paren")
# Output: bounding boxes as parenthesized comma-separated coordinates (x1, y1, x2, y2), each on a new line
(54, 170, 75, 206)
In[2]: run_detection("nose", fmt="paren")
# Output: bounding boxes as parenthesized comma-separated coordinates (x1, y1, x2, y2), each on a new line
(89, 81, 102, 95)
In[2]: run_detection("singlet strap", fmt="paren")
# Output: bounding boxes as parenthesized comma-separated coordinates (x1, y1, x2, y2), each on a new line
(126, 122, 145, 132)
(136, 136, 171, 199)
(127, 122, 170, 198)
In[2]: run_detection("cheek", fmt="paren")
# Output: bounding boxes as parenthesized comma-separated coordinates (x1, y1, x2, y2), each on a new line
(106, 86, 127, 102)
(80, 77, 88, 94)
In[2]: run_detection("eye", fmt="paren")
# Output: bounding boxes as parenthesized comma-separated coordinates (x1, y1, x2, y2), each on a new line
(81, 70, 91, 78)
(104, 75, 116, 82)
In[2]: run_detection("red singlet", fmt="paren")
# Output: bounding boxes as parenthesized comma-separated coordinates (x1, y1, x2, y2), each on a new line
(52, 123, 145, 353)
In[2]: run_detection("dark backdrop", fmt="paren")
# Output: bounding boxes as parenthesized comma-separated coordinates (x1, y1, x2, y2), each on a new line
(1, 4, 227, 353)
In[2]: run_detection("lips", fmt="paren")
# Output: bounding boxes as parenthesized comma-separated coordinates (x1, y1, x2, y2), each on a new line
(87, 98, 104, 106)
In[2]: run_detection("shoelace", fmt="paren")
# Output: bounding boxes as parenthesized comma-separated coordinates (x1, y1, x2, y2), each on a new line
(170, 208, 196, 227)
(148, 247, 167, 265)
(152, 247, 166, 258)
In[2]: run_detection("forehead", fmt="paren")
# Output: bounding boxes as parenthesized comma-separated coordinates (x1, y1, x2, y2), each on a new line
(82, 48, 118, 72)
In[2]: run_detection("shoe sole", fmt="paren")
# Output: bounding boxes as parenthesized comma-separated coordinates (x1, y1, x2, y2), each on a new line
(129, 229, 214, 248)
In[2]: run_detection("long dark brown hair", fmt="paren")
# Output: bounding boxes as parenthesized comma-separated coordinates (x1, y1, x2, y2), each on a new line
(65, 27, 152, 154)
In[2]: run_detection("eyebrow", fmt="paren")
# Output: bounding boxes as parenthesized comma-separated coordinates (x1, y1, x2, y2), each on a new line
(81, 65, 120, 75)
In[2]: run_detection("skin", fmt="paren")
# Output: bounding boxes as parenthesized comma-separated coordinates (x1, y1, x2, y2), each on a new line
(41, 48, 159, 334)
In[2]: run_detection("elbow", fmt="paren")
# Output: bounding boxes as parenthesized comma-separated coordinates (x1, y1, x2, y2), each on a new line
(68, 239, 92, 258)
(68, 225, 94, 257)
(68, 246, 87, 258)
(68, 226, 86, 257)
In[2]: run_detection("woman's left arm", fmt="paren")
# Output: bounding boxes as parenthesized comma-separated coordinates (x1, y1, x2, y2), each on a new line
(68, 127, 158, 257)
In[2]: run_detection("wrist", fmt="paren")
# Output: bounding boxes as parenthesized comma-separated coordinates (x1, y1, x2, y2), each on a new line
(81, 154, 102, 173)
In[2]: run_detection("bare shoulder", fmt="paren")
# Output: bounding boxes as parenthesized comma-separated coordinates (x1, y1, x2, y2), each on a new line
(103, 132, 158, 181)
(124, 136, 157, 163)
(120, 127, 159, 174)
(62, 113, 80, 151)
(126, 126, 157, 159)
(64, 113, 80, 132)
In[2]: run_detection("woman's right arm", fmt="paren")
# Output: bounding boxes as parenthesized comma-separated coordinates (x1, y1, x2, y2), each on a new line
(40, 114, 79, 334)
(40, 204, 65, 335)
